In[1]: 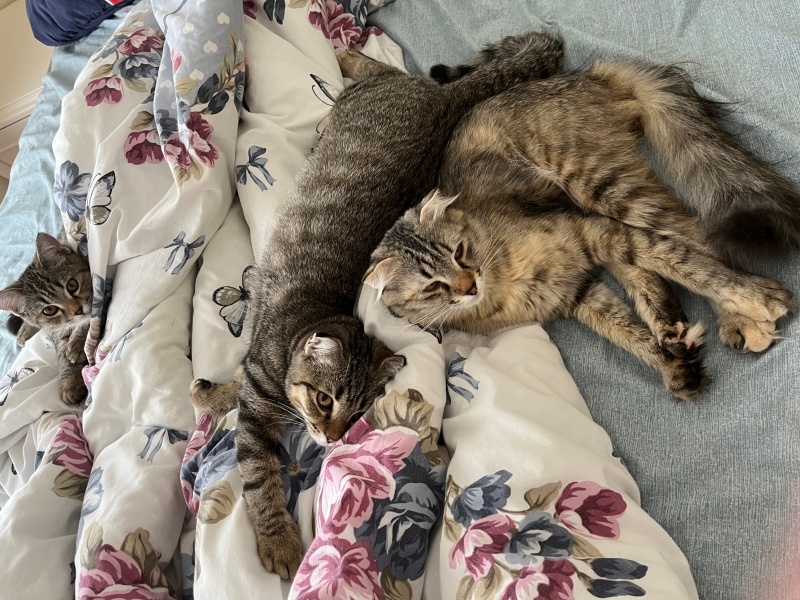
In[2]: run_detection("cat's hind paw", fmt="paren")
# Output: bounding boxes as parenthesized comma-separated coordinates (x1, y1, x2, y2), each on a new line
(718, 312, 780, 353)
(662, 355, 707, 401)
(659, 322, 706, 360)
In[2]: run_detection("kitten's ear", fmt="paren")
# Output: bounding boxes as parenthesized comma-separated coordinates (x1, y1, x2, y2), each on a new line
(419, 189, 458, 226)
(363, 257, 400, 293)
(35, 232, 71, 265)
(304, 332, 343, 364)
(0, 283, 24, 315)
(371, 340, 406, 383)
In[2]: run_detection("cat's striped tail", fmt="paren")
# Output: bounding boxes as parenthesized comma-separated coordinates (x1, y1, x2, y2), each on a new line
(593, 61, 800, 258)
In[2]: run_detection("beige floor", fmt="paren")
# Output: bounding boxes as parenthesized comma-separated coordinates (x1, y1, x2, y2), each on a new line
(0, 176, 8, 204)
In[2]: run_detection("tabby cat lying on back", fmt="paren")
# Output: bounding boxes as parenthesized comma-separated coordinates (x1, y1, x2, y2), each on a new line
(0, 233, 90, 404)
(190, 31, 565, 579)
(367, 62, 796, 399)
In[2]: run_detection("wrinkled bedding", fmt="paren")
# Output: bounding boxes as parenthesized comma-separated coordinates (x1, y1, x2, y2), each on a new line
(0, 1, 798, 600)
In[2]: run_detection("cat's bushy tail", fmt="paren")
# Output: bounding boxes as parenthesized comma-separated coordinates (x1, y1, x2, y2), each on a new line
(593, 61, 800, 257)
(434, 30, 564, 109)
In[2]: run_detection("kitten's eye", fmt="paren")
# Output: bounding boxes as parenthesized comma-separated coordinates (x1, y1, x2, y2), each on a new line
(424, 281, 450, 294)
(316, 391, 333, 410)
(454, 242, 468, 267)
(42, 306, 59, 317)
(66, 279, 79, 294)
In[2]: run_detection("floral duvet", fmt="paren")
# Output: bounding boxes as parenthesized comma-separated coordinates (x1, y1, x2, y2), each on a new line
(0, 1, 701, 598)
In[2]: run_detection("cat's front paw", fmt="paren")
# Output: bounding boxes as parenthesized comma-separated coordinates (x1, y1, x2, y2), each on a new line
(659, 322, 706, 359)
(60, 373, 87, 405)
(65, 336, 86, 364)
(256, 513, 304, 579)
(662, 355, 707, 401)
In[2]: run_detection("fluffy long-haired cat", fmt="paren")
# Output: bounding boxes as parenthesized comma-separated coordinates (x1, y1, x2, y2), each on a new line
(0, 233, 91, 404)
(189, 31, 565, 578)
(367, 62, 795, 399)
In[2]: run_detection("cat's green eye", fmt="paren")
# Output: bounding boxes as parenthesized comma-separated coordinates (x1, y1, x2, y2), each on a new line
(66, 279, 79, 294)
(316, 391, 333, 410)
(42, 305, 59, 317)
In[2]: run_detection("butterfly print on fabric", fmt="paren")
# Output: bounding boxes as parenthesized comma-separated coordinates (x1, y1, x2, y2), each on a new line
(0, 367, 35, 406)
(213, 265, 254, 337)
(87, 171, 116, 225)
(311, 73, 339, 134)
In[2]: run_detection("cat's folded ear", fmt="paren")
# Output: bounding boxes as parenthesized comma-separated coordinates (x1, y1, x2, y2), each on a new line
(371, 339, 406, 383)
(304, 332, 343, 364)
(419, 189, 458, 226)
(0, 283, 24, 315)
(35, 232, 72, 266)
(363, 257, 400, 293)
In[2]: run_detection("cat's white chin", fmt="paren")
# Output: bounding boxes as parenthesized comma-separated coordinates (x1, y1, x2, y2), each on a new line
(308, 429, 331, 447)
(458, 291, 483, 308)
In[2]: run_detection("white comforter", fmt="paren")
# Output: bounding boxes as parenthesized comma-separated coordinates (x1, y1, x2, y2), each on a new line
(0, 2, 700, 598)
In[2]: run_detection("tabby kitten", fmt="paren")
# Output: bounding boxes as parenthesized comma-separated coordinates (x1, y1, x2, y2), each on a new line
(367, 62, 795, 399)
(190, 30, 565, 579)
(0, 233, 91, 404)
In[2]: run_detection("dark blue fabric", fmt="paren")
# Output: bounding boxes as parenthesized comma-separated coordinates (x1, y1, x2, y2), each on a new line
(25, 0, 137, 46)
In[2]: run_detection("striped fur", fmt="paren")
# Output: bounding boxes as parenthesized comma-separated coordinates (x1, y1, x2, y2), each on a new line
(0, 233, 91, 404)
(369, 62, 795, 399)
(189, 30, 565, 578)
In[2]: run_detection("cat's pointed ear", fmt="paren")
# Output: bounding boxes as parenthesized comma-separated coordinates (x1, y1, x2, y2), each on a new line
(363, 257, 400, 293)
(419, 189, 458, 227)
(0, 283, 24, 315)
(304, 332, 343, 364)
(35, 232, 71, 266)
(371, 340, 406, 384)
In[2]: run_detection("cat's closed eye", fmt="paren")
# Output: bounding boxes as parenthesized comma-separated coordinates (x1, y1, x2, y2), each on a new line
(454, 241, 468, 267)
(424, 281, 450, 293)
(66, 278, 79, 295)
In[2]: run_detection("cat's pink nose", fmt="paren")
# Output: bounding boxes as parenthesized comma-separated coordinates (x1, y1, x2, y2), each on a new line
(75, 307, 84, 315)
(465, 283, 478, 296)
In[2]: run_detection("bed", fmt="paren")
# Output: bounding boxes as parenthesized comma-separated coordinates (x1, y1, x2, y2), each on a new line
(0, 1, 797, 599)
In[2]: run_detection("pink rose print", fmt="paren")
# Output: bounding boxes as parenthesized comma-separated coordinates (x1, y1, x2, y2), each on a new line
(78, 544, 171, 600)
(170, 49, 183, 74)
(164, 135, 192, 169)
(165, 112, 218, 169)
(292, 537, 382, 600)
(124, 130, 164, 165)
(183, 413, 214, 465)
(49, 414, 93, 478)
(243, 0, 257, 19)
(500, 560, 576, 600)
(118, 27, 163, 56)
(308, 0, 383, 52)
(449, 514, 516, 579)
(555, 481, 627, 539)
(84, 76, 123, 107)
(317, 426, 418, 534)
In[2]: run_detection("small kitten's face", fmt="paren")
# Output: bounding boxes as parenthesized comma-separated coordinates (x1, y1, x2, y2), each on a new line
(366, 191, 487, 326)
(285, 322, 405, 446)
(0, 233, 92, 332)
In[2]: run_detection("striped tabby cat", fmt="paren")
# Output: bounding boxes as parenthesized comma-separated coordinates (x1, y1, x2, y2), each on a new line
(0, 233, 91, 404)
(190, 31, 565, 578)
(367, 62, 796, 398)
